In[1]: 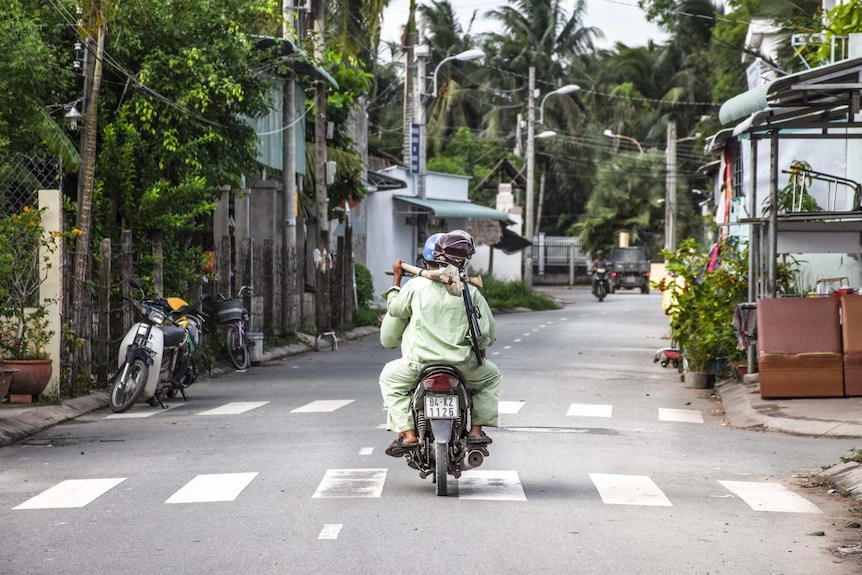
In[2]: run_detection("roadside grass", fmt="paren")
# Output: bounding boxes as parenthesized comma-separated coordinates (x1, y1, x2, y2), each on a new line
(351, 277, 560, 329)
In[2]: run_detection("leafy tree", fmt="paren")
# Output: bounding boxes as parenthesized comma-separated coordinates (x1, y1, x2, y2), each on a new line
(569, 149, 666, 257)
(0, 0, 80, 168)
(88, 0, 273, 293)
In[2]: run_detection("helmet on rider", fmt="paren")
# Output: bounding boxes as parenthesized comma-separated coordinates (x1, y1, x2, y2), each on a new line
(422, 233, 442, 263)
(433, 230, 475, 269)
(595, 250, 604, 258)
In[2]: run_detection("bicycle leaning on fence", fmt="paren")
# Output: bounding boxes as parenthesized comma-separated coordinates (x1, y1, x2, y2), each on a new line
(204, 285, 254, 371)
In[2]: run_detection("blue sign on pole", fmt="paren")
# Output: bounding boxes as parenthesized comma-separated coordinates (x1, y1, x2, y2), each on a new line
(411, 123, 420, 174)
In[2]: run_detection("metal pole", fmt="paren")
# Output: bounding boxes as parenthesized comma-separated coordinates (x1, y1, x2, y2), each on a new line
(665, 121, 677, 253)
(416, 15, 427, 200)
(768, 131, 779, 297)
(282, 0, 298, 332)
(524, 66, 535, 286)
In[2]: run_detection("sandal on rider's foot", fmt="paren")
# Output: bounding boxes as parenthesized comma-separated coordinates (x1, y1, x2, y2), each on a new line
(467, 432, 492, 445)
(385, 438, 417, 458)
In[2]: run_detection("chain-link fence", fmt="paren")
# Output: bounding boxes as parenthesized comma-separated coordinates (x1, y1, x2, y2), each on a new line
(0, 152, 61, 215)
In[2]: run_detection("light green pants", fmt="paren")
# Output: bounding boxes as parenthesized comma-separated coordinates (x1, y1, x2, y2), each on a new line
(378, 357, 501, 432)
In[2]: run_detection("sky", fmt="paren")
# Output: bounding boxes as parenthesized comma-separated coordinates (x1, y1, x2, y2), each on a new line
(380, 0, 670, 51)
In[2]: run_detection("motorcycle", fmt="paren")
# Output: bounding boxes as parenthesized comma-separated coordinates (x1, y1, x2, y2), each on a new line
(593, 265, 611, 302)
(389, 263, 491, 496)
(109, 279, 205, 413)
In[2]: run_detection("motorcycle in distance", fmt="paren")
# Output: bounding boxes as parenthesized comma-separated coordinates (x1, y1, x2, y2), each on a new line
(389, 262, 491, 497)
(593, 264, 612, 302)
(109, 279, 205, 413)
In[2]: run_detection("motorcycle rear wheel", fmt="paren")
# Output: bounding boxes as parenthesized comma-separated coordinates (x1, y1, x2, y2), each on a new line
(109, 359, 148, 413)
(226, 323, 250, 370)
(435, 441, 448, 496)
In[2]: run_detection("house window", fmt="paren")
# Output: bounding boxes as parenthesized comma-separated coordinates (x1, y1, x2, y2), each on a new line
(731, 143, 743, 199)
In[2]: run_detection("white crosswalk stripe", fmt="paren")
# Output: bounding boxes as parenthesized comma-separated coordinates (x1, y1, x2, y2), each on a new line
(718, 480, 823, 513)
(8, 472, 824, 514)
(457, 470, 526, 501)
(291, 400, 354, 413)
(197, 401, 269, 415)
(312, 469, 387, 498)
(106, 404, 177, 419)
(165, 472, 258, 504)
(318, 524, 343, 539)
(498, 400, 526, 414)
(14, 478, 126, 510)
(589, 473, 673, 506)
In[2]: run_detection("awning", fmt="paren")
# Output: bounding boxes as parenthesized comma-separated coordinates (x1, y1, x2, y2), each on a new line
(394, 195, 511, 221)
(718, 56, 862, 127)
(494, 227, 532, 254)
(367, 171, 407, 191)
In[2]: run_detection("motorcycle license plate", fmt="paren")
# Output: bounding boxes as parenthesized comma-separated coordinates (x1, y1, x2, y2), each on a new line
(425, 395, 459, 418)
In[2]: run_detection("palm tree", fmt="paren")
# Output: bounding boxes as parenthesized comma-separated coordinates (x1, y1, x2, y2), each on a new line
(419, 1, 486, 157)
(478, 0, 600, 233)
(569, 149, 666, 256)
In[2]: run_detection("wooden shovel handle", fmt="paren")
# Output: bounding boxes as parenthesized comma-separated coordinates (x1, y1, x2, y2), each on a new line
(386, 264, 484, 288)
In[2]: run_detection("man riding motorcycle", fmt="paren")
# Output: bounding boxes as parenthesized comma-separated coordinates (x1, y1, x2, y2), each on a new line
(590, 250, 611, 295)
(378, 231, 502, 457)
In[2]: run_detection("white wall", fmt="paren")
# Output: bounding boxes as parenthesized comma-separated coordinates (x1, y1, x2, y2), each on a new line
(365, 166, 473, 304)
(470, 186, 524, 282)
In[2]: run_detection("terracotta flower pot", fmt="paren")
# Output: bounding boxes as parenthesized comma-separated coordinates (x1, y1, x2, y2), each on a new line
(0, 367, 18, 400)
(3, 359, 53, 398)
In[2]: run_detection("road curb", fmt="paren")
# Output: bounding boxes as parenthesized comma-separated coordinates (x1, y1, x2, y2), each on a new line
(0, 392, 109, 447)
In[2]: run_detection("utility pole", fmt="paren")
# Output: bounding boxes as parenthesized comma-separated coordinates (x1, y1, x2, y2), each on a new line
(312, 0, 330, 332)
(665, 120, 678, 253)
(402, 3, 417, 167)
(282, 0, 299, 333)
(524, 66, 536, 286)
(415, 15, 427, 201)
(72, 0, 106, 385)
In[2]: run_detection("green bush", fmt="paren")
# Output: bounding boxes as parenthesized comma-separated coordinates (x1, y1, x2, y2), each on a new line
(352, 305, 384, 328)
(355, 263, 374, 308)
(478, 275, 560, 311)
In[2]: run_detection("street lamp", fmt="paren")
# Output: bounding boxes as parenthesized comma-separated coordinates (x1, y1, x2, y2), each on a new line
(431, 48, 485, 95)
(416, 48, 485, 201)
(525, 74, 579, 286)
(603, 129, 644, 155)
(538, 84, 581, 124)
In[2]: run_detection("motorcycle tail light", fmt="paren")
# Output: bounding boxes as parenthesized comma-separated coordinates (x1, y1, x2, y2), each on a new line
(611, 271, 617, 277)
(422, 373, 458, 392)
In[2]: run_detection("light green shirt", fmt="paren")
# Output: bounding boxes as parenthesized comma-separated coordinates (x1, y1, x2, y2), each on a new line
(380, 276, 495, 366)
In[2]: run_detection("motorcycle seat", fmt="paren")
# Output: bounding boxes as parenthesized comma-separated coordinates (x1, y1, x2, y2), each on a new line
(161, 324, 186, 348)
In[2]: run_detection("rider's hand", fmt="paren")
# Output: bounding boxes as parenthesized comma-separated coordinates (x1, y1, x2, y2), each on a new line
(392, 259, 404, 286)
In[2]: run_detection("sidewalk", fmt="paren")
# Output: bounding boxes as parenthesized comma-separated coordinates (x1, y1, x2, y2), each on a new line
(1, 323, 860, 499)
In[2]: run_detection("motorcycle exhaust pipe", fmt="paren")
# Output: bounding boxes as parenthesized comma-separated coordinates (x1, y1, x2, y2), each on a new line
(462, 449, 484, 470)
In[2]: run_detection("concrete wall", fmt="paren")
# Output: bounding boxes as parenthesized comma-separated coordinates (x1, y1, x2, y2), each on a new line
(39, 189, 62, 397)
(364, 166, 474, 304)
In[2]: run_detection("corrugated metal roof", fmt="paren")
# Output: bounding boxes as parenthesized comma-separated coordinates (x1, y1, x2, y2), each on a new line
(719, 56, 862, 127)
(394, 195, 511, 221)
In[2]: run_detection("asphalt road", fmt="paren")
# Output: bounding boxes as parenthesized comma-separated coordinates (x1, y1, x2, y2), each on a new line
(1, 287, 861, 574)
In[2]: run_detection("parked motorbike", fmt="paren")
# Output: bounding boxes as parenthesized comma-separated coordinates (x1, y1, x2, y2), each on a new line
(390, 264, 490, 496)
(593, 265, 612, 302)
(109, 279, 205, 413)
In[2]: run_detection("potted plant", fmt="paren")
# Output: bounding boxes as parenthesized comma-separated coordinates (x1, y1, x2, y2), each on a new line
(663, 236, 748, 388)
(0, 205, 58, 399)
